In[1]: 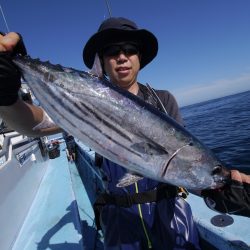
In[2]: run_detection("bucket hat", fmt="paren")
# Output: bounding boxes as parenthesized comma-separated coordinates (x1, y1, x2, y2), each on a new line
(83, 17, 158, 69)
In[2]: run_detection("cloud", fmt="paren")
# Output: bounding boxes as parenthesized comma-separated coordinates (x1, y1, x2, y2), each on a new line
(174, 72, 250, 106)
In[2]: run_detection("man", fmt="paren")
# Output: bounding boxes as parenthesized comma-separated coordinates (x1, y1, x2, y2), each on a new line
(0, 18, 201, 249)
(82, 17, 202, 250)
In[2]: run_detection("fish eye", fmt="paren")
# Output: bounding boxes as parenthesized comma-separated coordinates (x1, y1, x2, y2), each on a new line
(212, 165, 222, 175)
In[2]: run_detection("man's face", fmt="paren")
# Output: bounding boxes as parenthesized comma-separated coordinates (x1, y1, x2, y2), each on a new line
(101, 43, 141, 89)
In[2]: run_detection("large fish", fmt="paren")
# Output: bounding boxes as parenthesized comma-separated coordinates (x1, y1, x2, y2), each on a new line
(13, 56, 230, 190)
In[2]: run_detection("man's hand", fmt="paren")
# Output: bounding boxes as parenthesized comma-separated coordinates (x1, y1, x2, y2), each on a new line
(0, 32, 27, 106)
(231, 170, 250, 184)
(202, 170, 250, 217)
(0, 32, 21, 52)
(0, 33, 61, 137)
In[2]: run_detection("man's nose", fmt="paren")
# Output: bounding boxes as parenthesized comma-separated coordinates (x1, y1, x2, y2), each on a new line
(116, 51, 128, 61)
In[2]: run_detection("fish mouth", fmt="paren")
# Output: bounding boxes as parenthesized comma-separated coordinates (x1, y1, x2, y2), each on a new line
(211, 165, 230, 187)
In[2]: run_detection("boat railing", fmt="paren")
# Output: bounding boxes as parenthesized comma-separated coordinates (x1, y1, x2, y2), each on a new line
(0, 132, 27, 169)
(75, 140, 105, 204)
(75, 141, 103, 181)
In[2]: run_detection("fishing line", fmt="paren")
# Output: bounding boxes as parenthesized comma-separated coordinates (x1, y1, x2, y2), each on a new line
(104, 0, 112, 17)
(146, 83, 169, 115)
(0, 4, 10, 32)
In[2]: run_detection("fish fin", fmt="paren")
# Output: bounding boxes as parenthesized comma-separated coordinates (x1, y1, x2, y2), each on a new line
(89, 54, 103, 78)
(116, 173, 144, 187)
(131, 142, 168, 155)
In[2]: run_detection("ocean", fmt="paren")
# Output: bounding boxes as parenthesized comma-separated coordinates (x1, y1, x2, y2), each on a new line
(181, 90, 250, 174)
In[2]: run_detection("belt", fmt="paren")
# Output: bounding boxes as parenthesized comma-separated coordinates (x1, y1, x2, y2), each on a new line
(93, 184, 180, 230)
(94, 184, 179, 208)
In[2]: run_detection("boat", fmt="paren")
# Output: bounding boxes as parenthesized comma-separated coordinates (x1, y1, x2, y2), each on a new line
(0, 129, 103, 249)
(1, 120, 250, 250)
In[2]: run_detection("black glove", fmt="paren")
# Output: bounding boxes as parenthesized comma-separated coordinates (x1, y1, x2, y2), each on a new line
(202, 180, 250, 217)
(0, 32, 27, 106)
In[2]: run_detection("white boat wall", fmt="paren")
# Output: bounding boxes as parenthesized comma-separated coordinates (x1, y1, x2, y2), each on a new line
(0, 127, 49, 249)
(0, 132, 101, 250)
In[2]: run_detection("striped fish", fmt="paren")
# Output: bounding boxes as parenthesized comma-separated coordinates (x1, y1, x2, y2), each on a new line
(13, 56, 230, 190)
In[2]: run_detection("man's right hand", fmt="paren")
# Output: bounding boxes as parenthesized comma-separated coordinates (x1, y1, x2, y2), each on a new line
(0, 33, 61, 137)
(0, 32, 26, 106)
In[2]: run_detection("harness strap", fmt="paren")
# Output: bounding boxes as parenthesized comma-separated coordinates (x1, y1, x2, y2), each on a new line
(93, 184, 178, 230)
(96, 184, 178, 207)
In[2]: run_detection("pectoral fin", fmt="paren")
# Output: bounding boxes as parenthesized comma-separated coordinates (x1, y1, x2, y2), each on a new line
(116, 172, 144, 187)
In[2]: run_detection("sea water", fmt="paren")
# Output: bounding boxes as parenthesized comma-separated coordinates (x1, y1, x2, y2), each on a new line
(181, 90, 250, 174)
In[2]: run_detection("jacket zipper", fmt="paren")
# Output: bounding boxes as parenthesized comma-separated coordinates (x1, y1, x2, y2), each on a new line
(135, 182, 152, 249)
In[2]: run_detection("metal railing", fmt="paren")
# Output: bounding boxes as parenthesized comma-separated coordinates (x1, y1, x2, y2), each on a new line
(0, 132, 20, 168)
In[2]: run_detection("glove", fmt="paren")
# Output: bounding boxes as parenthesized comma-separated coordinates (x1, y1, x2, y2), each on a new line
(0, 32, 27, 106)
(202, 179, 250, 217)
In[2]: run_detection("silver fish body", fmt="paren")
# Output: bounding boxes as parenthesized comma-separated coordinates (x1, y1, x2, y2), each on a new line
(13, 56, 230, 190)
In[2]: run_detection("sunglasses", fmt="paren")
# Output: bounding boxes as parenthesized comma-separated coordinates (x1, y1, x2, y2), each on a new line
(100, 43, 140, 57)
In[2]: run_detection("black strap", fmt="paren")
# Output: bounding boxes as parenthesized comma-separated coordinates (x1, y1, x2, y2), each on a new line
(93, 184, 178, 230)
(96, 184, 178, 207)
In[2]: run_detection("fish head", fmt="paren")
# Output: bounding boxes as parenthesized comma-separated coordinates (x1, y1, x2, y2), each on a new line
(161, 140, 230, 190)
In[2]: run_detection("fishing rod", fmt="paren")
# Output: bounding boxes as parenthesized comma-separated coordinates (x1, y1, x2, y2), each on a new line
(104, 0, 112, 17)
(0, 3, 10, 32)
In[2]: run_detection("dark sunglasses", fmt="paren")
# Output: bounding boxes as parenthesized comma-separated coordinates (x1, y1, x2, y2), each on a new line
(100, 43, 140, 57)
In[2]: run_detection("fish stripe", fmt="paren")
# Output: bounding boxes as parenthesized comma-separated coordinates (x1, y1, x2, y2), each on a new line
(40, 82, 142, 158)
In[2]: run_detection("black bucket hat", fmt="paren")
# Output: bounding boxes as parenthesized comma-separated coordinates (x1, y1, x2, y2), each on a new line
(83, 17, 158, 69)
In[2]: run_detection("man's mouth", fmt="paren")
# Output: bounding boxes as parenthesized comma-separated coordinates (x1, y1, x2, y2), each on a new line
(116, 67, 130, 73)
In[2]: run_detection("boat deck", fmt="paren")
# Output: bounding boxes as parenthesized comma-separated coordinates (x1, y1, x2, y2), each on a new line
(188, 194, 250, 250)
(11, 143, 103, 250)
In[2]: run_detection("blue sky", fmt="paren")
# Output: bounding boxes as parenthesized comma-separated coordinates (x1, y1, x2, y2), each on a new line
(1, 0, 250, 106)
